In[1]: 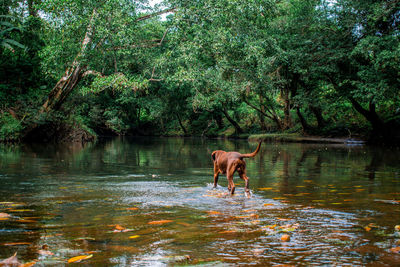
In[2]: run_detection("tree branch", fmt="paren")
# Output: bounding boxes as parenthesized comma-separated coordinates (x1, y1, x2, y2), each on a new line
(243, 98, 273, 119)
(135, 7, 176, 22)
(82, 70, 104, 77)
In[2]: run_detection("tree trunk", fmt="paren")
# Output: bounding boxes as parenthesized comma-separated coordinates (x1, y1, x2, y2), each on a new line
(40, 9, 97, 114)
(281, 87, 291, 130)
(213, 113, 224, 129)
(296, 107, 311, 134)
(259, 95, 267, 131)
(349, 97, 385, 131)
(222, 108, 243, 134)
(243, 98, 283, 131)
(176, 113, 187, 135)
(310, 106, 326, 128)
(39, 7, 174, 115)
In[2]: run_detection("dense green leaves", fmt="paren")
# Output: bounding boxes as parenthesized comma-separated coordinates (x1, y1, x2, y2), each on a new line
(0, 0, 399, 142)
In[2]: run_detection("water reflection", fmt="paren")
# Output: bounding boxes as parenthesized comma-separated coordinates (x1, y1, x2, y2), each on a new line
(0, 138, 400, 266)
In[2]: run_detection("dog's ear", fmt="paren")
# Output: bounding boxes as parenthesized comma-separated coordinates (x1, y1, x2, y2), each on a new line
(211, 151, 217, 162)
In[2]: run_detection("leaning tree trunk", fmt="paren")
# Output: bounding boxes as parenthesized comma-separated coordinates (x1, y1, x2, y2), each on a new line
(39, 9, 97, 114)
(349, 97, 385, 131)
(310, 106, 327, 128)
(221, 108, 243, 134)
(281, 87, 292, 130)
(40, 7, 176, 115)
(296, 107, 312, 134)
(176, 113, 188, 135)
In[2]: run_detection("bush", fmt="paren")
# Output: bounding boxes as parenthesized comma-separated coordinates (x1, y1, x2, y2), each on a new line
(0, 113, 22, 141)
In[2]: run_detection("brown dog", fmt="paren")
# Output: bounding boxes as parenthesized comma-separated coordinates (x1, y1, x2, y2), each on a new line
(211, 141, 262, 195)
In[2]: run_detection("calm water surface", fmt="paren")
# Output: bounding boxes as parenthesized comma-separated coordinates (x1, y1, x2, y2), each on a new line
(1, 137, 400, 266)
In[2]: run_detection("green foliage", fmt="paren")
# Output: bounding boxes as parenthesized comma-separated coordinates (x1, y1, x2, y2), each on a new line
(1, 0, 399, 142)
(0, 113, 22, 141)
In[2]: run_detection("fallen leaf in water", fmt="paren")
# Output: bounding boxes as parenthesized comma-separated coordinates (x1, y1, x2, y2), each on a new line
(148, 220, 173, 225)
(355, 189, 365, 192)
(281, 234, 291, 242)
(219, 230, 237, 234)
(273, 197, 287, 200)
(114, 224, 125, 231)
(20, 261, 37, 267)
(3, 242, 31, 246)
(242, 209, 257, 213)
(258, 187, 273, 190)
(263, 203, 274, 206)
(74, 237, 96, 241)
(0, 212, 11, 218)
(279, 223, 299, 232)
(277, 218, 292, 221)
(206, 211, 222, 215)
(38, 249, 54, 256)
(67, 254, 93, 263)
(0, 252, 20, 266)
(16, 219, 37, 223)
(127, 207, 139, 211)
(111, 225, 133, 233)
(8, 209, 34, 212)
(177, 222, 191, 227)
(390, 247, 400, 253)
(129, 235, 140, 239)
(331, 203, 343, 205)
(343, 199, 355, 202)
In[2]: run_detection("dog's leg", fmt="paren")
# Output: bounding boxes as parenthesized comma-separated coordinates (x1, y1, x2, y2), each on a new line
(226, 163, 236, 195)
(238, 169, 250, 197)
(213, 164, 219, 188)
(238, 162, 250, 194)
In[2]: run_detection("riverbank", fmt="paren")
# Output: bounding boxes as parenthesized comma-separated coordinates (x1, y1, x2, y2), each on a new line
(247, 133, 365, 145)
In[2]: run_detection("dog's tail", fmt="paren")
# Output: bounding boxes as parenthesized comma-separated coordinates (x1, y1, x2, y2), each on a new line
(240, 141, 262, 158)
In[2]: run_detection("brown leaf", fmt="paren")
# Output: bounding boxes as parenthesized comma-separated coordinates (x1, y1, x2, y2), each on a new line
(0, 252, 20, 266)
(0, 212, 11, 218)
(206, 211, 222, 215)
(219, 230, 237, 234)
(281, 234, 291, 242)
(3, 242, 31, 246)
(38, 249, 54, 256)
(390, 247, 400, 253)
(148, 220, 173, 225)
(20, 261, 37, 267)
(67, 254, 93, 263)
(115, 224, 125, 231)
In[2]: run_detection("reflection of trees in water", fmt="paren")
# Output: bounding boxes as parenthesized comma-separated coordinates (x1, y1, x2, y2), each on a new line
(253, 143, 400, 195)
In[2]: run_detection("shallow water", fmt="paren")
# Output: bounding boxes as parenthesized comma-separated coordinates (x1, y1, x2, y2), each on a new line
(1, 137, 400, 266)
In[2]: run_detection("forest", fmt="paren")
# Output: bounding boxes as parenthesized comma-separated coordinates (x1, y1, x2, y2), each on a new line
(1, 0, 399, 144)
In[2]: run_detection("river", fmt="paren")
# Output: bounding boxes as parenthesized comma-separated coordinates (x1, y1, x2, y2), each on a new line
(0, 137, 400, 266)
